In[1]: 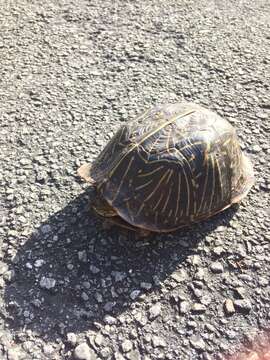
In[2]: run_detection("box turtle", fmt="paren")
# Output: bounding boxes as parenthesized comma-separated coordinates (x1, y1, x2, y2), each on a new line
(78, 102, 254, 234)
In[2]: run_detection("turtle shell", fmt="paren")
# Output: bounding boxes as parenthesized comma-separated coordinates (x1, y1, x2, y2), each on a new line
(86, 102, 254, 232)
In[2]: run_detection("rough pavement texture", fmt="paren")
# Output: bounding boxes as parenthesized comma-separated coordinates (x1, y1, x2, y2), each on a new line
(0, 0, 269, 359)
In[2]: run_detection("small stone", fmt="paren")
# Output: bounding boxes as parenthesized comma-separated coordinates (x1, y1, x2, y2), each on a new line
(34, 259, 45, 268)
(224, 299, 235, 315)
(100, 347, 111, 358)
(43, 344, 54, 355)
(213, 246, 225, 256)
(112, 271, 126, 282)
(39, 276, 56, 290)
(81, 292, 89, 301)
(78, 251, 87, 262)
(104, 301, 115, 312)
(67, 332, 77, 346)
(126, 349, 141, 360)
(205, 323, 216, 332)
(25, 262, 32, 270)
(104, 315, 117, 325)
(19, 158, 31, 166)
(134, 312, 148, 326)
(179, 301, 190, 314)
(67, 263, 74, 270)
(0, 262, 8, 275)
(130, 290, 140, 300)
(74, 343, 96, 360)
(140, 282, 152, 290)
(121, 339, 133, 353)
(190, 336, 206, 351)
(89, 265, 100, 274)
(258, 277, 269, 287)
(114, 352, 125, 360)
(94, 333, 103, 346)
(40, 224, 52, 234)
(7, 348, 20, 360)
(149, 304, 161, 319)
(202, 353, 213, 360)
(234, 287, 246, 299)
(187, 321, 197, 329)
(82, 281, 91, 290)
(171, 269, 187, 282)
(192, 303, 206, 313)
(234, 299, 252, 313)
(152, 336, 166, 348)
(216, 225, 226, 232)
(210, 262, 224, 273)
(94, 292, 103, 303)
(194, 268, 205, 281)
(251, 145, 261, 153)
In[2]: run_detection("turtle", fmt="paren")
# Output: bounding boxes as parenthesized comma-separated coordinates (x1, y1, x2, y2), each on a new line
(78, 102, 254, 235)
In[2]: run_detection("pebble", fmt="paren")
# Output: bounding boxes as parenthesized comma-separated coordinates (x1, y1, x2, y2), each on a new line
(34, 259, 45, 268)
(171, 269, 187, 282)
(19, 158, 31, 166)
(179, 301, 190, 314)
(67, 332, 77, 346)
(140, 282, 152, 290)
(0, 262, 8, 275)
(74, 343, 96, 360)
(121, 339, 133, 353)
(190, 336, 206, 351)
(78, 250, 87, 262)
(7, 348, 20, 360)
(94, 333, 103, 346)
(210, 262, 224, 273)
(130, 290, 140, 300)
(234, 287, 246, 299)
(39, 276, 56, 290)
(104, 315, 117, 325)
(152, 336, 166, 348)
(234, 299, 252, 313)
(104, 301, 115, 312)
(40, 224, 52, 234)
(81, 292, 89, 301)
(192, 303, 206, 313)
(43, 344, 54, 355)
(112, 271, 126, 282)
(213, 246, 225, 256)
(205, 323, 215, 332)
(194, 268, 205, 281)
(149, 304, 161, 319)
(126, 349, 141, 360)
(114, 352, 125, 360)
(224, 299, 235, 315)
(251, 144, 262, 153)
(89, 265, 100, 274)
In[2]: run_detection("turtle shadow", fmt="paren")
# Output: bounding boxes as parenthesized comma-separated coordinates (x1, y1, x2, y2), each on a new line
(4, 189, 238, 341)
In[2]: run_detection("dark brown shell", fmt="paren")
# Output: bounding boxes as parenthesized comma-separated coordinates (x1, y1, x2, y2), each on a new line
(87, 102, 254, 232)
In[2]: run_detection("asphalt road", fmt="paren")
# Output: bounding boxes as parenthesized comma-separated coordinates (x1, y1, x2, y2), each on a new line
(0, 1, 269, 359)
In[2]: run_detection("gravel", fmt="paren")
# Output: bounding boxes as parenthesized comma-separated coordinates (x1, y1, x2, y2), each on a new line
(0, 0, 269, 359)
